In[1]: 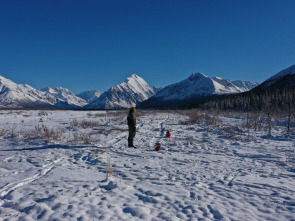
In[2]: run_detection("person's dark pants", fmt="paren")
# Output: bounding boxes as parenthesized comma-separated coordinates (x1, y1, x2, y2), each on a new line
(128, 126, 136, 146)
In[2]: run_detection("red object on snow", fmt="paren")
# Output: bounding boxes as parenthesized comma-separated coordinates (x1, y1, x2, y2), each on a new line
(155, 143, 161, 151)
(166, 131, 171, 138)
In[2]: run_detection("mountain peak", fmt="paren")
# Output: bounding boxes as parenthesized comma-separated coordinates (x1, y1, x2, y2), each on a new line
(189, 73, 207, 81)
(140, 72, 259, 108)
(125, 74, 142, 83)
(42, 87, 55, 93)
(0, 75, 15, 85)
(86, 74, 157, 109)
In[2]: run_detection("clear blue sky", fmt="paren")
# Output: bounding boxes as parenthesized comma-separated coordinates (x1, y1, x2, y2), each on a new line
(1, 0, 295, 93)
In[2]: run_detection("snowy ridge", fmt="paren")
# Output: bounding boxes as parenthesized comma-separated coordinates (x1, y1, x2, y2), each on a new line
(154, 73, 258, 101)
(76, 90, 102, 103)
(265, 64, 295, 86)
(41, 87, 87, 107)
(0, 75, 86, 108)
(0, 76, 58, 108)
(250, 64, 295, 92)
(140, 73, 259, 108)
(86, 74, 157, 109)
(231, 80, 260, 91)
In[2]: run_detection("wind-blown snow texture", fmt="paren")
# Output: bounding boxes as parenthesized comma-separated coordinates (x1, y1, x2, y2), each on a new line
(0, 110, 294, 220)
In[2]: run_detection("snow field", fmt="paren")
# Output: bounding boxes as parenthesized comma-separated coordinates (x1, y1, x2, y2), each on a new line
(0, 110, 294, 220)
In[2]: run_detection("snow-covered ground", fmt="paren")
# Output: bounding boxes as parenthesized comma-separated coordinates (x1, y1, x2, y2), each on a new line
(0, 110, 294, 221)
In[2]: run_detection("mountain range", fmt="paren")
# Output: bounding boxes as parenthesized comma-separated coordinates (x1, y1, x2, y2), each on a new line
(0, 76, 64, 108)
(139, 73, 259, 108)
(41, 87, 88, 107)
(1, 64, 294, 109)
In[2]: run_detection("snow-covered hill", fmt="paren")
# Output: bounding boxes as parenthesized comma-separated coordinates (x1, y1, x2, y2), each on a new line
(76, 90, 102, 103)
(86, 74, 157, 109)
(266, 64, 295, 85)
(140, 73, 258, 108)
(252, 64, 295, 92)
(42, 87, 87, 107)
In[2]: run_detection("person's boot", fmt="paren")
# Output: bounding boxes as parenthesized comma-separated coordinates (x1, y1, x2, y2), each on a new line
(130, 140, 137, 149)
(128, 139, 133, 148)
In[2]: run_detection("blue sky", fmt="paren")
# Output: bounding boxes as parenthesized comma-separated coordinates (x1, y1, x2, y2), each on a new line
(1, 0, 295, 93)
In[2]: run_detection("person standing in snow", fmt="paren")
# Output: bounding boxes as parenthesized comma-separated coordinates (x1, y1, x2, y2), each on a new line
(127, 107, 137, 148)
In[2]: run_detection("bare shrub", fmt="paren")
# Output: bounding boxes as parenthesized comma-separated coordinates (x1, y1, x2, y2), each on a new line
(220, 126, 244, 140)
(87, 112, 93, 118)
(90, 128, 128, 136)
(38, 111, 48, 116)
(42, 125, 57, 141)
(94, 112, 106, 118)
(22, 129, 38, 141)
(9, 125, 18, 138)
(106, 157, 116, 179)
(70, 119, 80, 128)
(70, 120, 101, 129)
(73, 132, 91, 144)
(135, 109, 152, 118)
(179, 109, 222, 126)
(188, 109, 203, 124)
(0, 129, 6, 137)
(87, 111, 106, 118)
(15, 124, 64, 143)
(240, 112, 263, 131)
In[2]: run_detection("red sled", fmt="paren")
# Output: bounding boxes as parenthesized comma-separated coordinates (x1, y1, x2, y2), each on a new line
(155, 143, 161, 151)
(166, 131, 171, 138)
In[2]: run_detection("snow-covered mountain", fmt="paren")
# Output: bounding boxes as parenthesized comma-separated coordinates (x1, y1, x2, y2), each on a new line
(0, 76, 60, 108)
(212, 77, 259, 93)
(0, 75, 86, 108)
(86, 74, 157, 109)
(41, 87, 87, 107)
(252, 64, 295, 92)
(140, 73, 259, 108)
(76, 90, 102, 103)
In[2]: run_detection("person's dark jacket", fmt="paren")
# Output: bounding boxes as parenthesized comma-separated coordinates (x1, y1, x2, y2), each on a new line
(127, 113, 136, 128)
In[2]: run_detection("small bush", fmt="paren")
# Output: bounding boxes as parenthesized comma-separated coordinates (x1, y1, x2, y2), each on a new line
(70, 119, 101, 129)
(73, 132, 91, 144)
(0, 129, 6, 137)
(179, 109, 222, 126)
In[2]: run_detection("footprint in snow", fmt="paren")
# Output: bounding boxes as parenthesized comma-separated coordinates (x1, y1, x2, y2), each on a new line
(100, 181, 117, 191)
